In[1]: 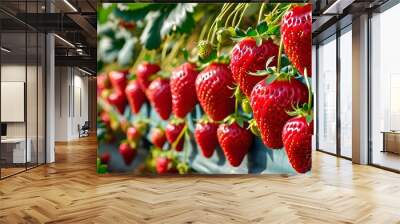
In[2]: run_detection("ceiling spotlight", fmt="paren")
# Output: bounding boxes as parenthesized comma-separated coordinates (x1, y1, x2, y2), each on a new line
(63, 0, 78, 12)
(1, 47, 11, 53)
(54, 34, 75, 48)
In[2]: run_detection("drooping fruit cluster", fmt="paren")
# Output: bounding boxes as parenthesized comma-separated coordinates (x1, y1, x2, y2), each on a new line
(230, 38, 279, 98)
(250, 77, 308, 149)
(97, 3, 313, 174)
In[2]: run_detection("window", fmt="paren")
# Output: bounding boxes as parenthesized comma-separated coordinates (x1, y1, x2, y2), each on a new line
(370, 3, 400, 171)
(317, 35, 337, 154)
(339, 26, 352, 158)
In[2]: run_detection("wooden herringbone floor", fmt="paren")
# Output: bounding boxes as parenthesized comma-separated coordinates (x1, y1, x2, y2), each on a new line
(1, 136, 400, 224)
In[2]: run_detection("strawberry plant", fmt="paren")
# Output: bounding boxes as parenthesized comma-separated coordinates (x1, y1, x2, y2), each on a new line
(97, 2, 313, 174)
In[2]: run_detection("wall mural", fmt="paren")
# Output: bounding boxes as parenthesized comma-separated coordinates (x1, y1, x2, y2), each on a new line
(97, 2, 313, 175)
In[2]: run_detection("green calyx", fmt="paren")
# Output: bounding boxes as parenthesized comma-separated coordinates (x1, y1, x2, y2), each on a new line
(287, 69, 314, 124)
(197, 114, 213, 124)
(169, 117, 185, 126)
(216, 27, 235, 46)
(223, 114, 247, 128)
(197, 54, 230, 70)
(248, 119, 260, 136)
(287, 103, 313, 124)
(231, 21, 280, 46)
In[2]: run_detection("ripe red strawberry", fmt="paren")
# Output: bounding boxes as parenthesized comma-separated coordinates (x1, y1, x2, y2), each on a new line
(194, 121, 219, 158)
(125, 80, 146, 114)
(100, 152, 111, 164)
(119, 143, 136, 165)
(217, 122, 253, 167)
(100, 111, 111, 127)
(136, 62, 160, 91)
(151, 128, 167, 148)
(195, 63, 235, 121)
(146, 77, 172, 120)
(170, 63, 199, 118)
(230, 38, 279, 97)
(107, 91, 126, 114)
(97, 73, 110, 94)
(126, 126, 141, 142)
(156, 157, 176, 174)
(282, 117, 313, 173)
(250, 78, 308, 149)
(281, 4, 312, 76)
(109, 70, 129, 93)
(165, 121, 185, 152)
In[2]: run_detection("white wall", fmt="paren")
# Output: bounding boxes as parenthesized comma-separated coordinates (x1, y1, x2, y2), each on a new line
(54, 66, 89, 141)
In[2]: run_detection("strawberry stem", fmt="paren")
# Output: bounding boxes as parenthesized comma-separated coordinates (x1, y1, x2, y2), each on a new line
(233, 86, 241, 117)
(303, 68, 312, 109)
(184, 128, 190, 163)
(171, 123, 187, 151)
(231, 4, 242, 27)
(210, 4, 231, 44)
(199, 17, 213, 42)
(235, 3, 248, 28)
(257, 3, 266, 24)
(269, 4, 292, 25)
(276, 37, 284, 72)
(225, 4, 240, 28)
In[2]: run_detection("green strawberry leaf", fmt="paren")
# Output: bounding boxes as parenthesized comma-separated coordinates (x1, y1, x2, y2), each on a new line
(256, 21, 268, 35)
(246, 27, 258, 36)
(117, 38, 136, 66)
(113, 7, 149, 22)
(143, 54, 152, 63)
(124, 3, 152, 11)
(248, 70, 270, 76)
(160, 3, 197, 37)
(98, 5, 116, 25)
(140, 11, 165, 50)
(267, 24, 280, 36)
(182, 48, 189, 61)
(236, 117, 244, 128)
(281, 65, 290, 74)
(281, 55, 291, 67)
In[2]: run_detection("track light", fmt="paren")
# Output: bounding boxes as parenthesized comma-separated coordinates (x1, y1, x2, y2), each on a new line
(54, 34, 75, 48)
(63, 0, 78, 12)
(1, 47, 11, 53)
